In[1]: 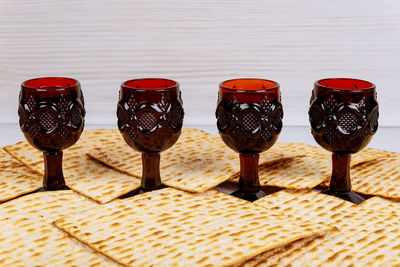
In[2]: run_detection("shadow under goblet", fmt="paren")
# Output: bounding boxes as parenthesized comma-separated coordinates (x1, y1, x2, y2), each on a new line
(309, 78, 379, 204)
(216, 78, 283, 202)
(18, 77, 85, 190)
(117, 78, 184, 194)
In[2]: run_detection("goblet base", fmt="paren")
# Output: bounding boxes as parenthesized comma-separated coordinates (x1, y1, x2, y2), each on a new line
(119, 184, 167, 199)
(322, 188, 365, 204)
(36, 186, 70, 192)
(231, 189, 266, 202)
(138, 183, 168, 194)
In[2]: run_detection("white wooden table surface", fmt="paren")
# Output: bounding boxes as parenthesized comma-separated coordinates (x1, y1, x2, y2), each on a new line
(1, 0, 400, 127)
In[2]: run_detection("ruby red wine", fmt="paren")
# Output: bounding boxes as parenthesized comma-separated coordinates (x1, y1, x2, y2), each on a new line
(19, 77, 85, 190)
(117, 78, 184, 193)
(216, 78, 283, 201)
(309, 78, 378, 204)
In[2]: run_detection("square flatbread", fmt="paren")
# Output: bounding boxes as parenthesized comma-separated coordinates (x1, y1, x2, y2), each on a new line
(0, 148, 41, 202)
(4, 129, 124, 174)
(320, 149, 398, 187)
(237, 231, 338, 267)
(359, 196, 400, 215)
(345, 156, 400, 199)
(230, 142, 385, 190)
(88, 128, 297, 193)
(4, 129, 140, 203)
(54, 188, 333, 267)
(0, 190, 120, 266)
(253, 189, 400, 266)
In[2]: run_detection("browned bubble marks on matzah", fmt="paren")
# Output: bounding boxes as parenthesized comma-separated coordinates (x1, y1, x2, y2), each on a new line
(63, 156, 141, 204)
(230, 143, 330, 189)
(0, 191, 119, 266)
(359, 196, 400, 215)
(254, 189, 354, 221)
(88, 128, 297, 193)
(320, 148, 398, 188)
(89, 128, 240, 192)
(233, 142, 392, 191)
(349, 155, 400, 199)
(54, 188, 333, 267)
(254, 189, 400, 266)
(4, 129, 123, 174)
(4, 129, 140, 204)
(0, 148, 42, 203)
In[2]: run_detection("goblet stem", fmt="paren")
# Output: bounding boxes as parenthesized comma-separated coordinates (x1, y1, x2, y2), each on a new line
(232, 153, 266, 202)
(330, 153, 351, 192)
(43, 151, 67, 190)
(239, 153, 260, 190)
(141, 152, 164, 191)
(324, 152, 365, 204)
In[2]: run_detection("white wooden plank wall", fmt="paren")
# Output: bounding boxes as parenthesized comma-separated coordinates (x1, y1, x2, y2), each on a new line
(1, 0, 399, 128)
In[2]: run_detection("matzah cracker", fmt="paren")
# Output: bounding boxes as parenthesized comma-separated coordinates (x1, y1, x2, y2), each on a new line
(230, 143, 330, 189)
(236, 231, 338, 267)
(320, 148, 398, 188)
(230, 143, 389, 190)
(0, 191, 120, 266)
(4, 129, 123, 174)
(88, 128, 297, 193)
(54, 188, 333, 267)
(254, 189, 355, 219)
(254, 189, 400, 266)
(347, 156, 400, 199)
(271, 142, 388, 164)
(231, 156, 328, 190)
(0, 148, 41, 202)
(359, 196, 400, 215)
(4, 129, 140, 203)
(62, 157, 140, 204)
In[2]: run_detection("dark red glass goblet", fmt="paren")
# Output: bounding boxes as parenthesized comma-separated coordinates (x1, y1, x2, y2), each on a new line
(18, 77, 85, 190)
(216, 78, 283, 201)
(117, 78, 184, 193)
(309, 78, 379, 204)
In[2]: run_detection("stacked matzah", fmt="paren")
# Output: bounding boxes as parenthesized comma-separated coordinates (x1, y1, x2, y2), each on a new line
(0, 190, 120, 266)
(254, 189, 400, 265)
(0, 148, 41, 202)
(88, 128, 298, 193)
(4, 129, 141, 203)
(0, 127, 399, 266)
(360, 195, 400, 215)
(231, 142, 391, 190)
(54, 188, 334, 266)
